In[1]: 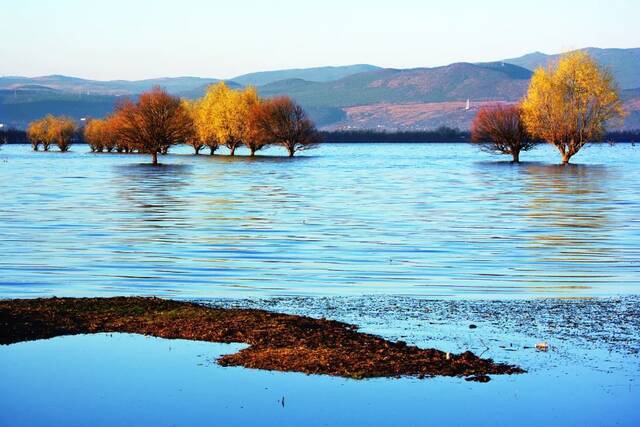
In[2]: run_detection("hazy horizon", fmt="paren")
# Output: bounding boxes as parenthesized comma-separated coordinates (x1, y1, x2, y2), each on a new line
(2, 0, 638, 80)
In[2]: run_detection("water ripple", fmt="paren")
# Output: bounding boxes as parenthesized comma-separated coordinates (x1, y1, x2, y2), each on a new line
(0, 143, 639, 298)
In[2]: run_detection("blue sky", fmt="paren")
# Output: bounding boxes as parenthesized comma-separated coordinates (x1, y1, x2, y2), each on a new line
(2, 0, 638, 80)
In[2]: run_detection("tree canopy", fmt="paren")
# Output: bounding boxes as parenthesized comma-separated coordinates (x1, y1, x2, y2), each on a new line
(110, 87, 194, 164)
(521, 51, 626, 164)
(27, 115, 77, 152)
(471, 104, 533, 162)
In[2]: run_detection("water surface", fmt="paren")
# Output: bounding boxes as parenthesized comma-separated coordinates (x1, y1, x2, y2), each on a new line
(1, 143, 639, 298)
(1, 332, 637, 427)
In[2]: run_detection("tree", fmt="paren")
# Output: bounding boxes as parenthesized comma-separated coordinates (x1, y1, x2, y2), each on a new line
(195, 83, 226, 155)
(47, 116, 76, 152)
(85, 119, 103, 152)
(101, 116, 118, 152)
(250, 97, 321, 157)
(27, 115, 76, 152)
(471, 104, 533, 162)
(203, 82, 260, 156)
(84, 118, 116, 152)
(27, 119, 47, 151)
(110, 86, 194, 164)
(182, 99, 208, 155)
(245, 103, 272, 156)
(521, 51, 626, 164)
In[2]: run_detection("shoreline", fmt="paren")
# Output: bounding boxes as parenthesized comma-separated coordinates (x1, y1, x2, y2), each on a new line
(0, 296, 523, 381)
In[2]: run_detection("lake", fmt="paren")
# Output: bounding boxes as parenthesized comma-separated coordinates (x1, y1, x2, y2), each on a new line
(1, 142, 639, 299)
(2, 331, 637, 427)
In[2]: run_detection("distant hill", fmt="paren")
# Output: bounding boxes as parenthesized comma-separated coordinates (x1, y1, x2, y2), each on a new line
(2, 48, 639, 131)
(0, 75, 223, 96)
(175, 81, 242, 99)
(258, 62, 532, 108)
(503, 47, 640, 89)
(0, 88, 119, 128)
(231, 64, 381, 86)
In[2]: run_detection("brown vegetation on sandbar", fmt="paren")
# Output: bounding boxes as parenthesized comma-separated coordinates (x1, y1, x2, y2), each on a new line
(0, 297, 523, 380)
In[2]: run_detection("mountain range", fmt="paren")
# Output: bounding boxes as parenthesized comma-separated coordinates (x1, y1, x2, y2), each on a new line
(1, 48, 638, 131)
(503, 47, 640, 89)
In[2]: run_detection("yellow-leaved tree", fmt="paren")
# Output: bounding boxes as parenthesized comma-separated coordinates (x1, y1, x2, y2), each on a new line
(195, 83, 226, 155)
(521, 51, 626, 164)
(202, 82, 260, 156)
(182, 99, 206, 154)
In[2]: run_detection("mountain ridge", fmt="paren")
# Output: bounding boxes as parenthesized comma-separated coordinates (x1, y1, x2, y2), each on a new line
(503, 47, 640, 89)
(2, 48, 639, 130)
(230, 64, 381, 86)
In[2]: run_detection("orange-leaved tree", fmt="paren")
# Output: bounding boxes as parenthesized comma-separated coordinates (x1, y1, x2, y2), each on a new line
(84, 118, 117, 152)
(27, 115, 76, 152)
(48, 116, 77, 152)
(249, 96, 321, 157)
(110, 86, 194, 164)
(471, 104, 533, 162)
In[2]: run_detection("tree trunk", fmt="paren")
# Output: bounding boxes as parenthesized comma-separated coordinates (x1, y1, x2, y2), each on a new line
(288, 148, 295, 157)
(230, 147, 236, 156)
(209, 147, 216, 155)
(512, 150, 520, 163)
(250, 148, 256, 157)
(152, 151, 158, 165)
(194, 146, 201, 155)
(562, 152, 571, 164)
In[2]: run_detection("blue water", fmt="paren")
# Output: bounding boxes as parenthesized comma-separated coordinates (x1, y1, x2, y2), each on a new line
(1, 333, 637, 427)
(1, 143, 639, 298)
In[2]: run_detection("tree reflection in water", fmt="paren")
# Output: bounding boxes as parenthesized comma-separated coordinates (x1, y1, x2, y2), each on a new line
(520, 164, 619, 288)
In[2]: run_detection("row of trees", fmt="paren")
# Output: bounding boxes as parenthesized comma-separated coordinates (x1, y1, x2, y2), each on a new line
(22, 51, 626, 165)
(27, 115, 78, 152)
(471, 51, 626, 164)
(83, 83, 321, 164)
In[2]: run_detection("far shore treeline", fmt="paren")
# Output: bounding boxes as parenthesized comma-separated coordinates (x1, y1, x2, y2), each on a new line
(1, 51, 631, 164)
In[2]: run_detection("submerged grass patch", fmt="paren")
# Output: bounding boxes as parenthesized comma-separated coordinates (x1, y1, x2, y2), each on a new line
(0, 297, 523, 380)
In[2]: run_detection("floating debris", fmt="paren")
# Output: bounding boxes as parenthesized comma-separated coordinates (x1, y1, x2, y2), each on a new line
(465, 375, 491, 383)
(535, 342, 549, 352)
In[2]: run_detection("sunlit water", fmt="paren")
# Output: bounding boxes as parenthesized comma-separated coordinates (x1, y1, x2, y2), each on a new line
(1, 143, 639, 299)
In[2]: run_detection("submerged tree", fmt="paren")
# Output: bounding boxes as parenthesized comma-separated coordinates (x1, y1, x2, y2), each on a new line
(245, 103, 272, 156)
(521, 51, 626, 164)
(27, 119, 47, 151)
(191, 95, 219, 155)
(84, 119, 104, 152)
(250, 97, 321, 157)
(110, 86, 194, 164)
(27, 115, 76, 152)
(48, 116, 76, 152)
(471, 104, 533, 162)
(84, 118, 117, 152)
(182, 100, 206, 154)
(201, 82, 260, 156)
